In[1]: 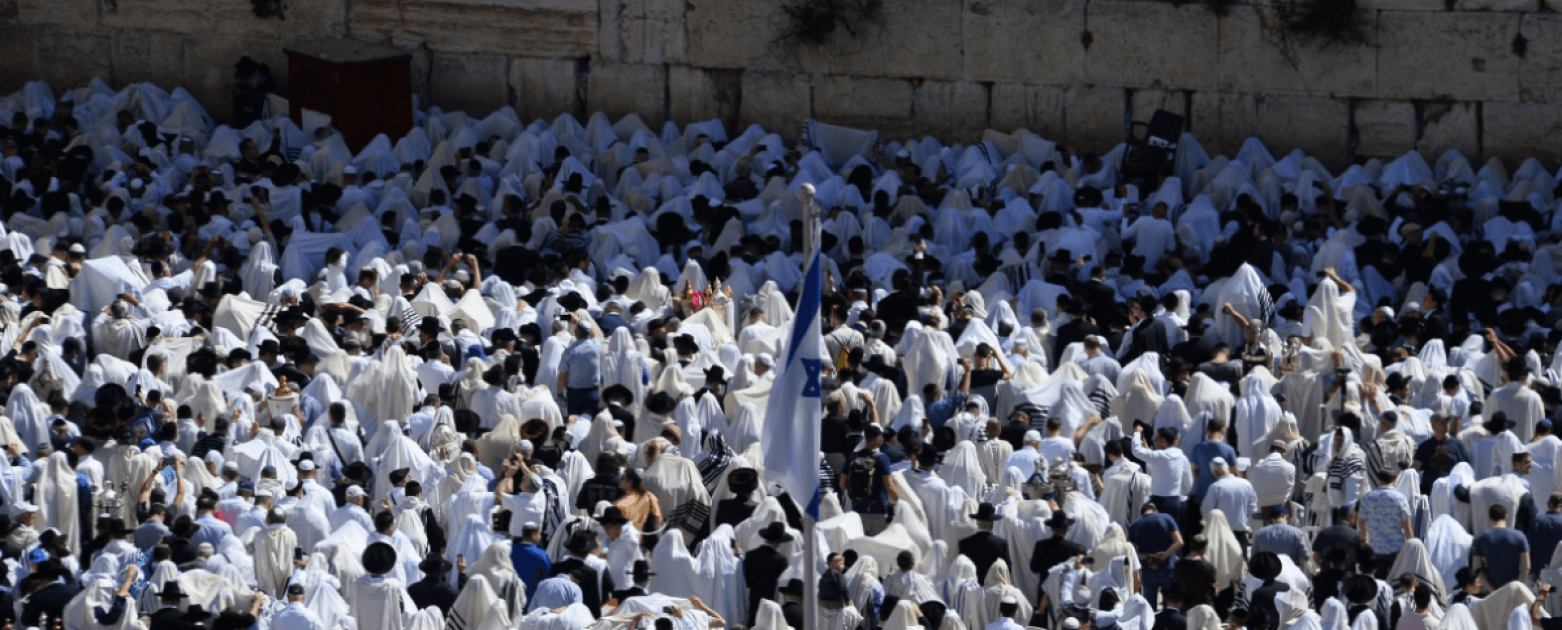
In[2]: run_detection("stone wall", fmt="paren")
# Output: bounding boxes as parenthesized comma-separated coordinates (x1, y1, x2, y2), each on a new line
(5, 0, 1562, 167)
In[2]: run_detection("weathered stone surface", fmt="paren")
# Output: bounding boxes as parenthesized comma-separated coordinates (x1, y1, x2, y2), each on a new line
(511, 56, 582, 123)
(1216, 6, 1377, 97)
(669, 65, 725, 126)
(1377, 11, 1522, 101)
(587, 59, 667, 125)
(1356, 0, 1447, 11)
(1418, 102, 1480, 159)
(813, 75, 913, 140)
(990, 82, 1066, 138)
(1483, 101, 1562, 162)
(430, 52, 510, 116)
(1353, 100, 1416, 158)
(96, 0, 211, 33)
(915, 80, 988, 143)
(600, 0, 686, 65)
(112, 31, 186, 89)
(352, 0, 597, 57)
(3, 0, 96, 29)
(1190, 91, 1259, 157)
(1519, 15, 1562, 103)
(1256, 94, 1349, 167)
(35, 31, 111, 92)
(739, 70, 810, 143)
(963, 0, 1087, 85)
(1065, 84, 1125, 152)
(687, 0, 960, 79)
(1131, 89, 1189, 129)
(0, 28, 35, 95)
(1086, 1, 1217, 90)
(1458, 0, 1538, 12)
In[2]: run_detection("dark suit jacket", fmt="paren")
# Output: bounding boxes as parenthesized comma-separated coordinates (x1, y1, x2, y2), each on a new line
(1080, 280, 1120, 323)
(957, 531, 1011, 586)
(1053, 319, 1102, 366)
(550, 557, 612, 619)
(1030, 535, 1087, 578)
(145, 606, 185, 630)
(1156, 607, 1188, 630)
(1124, 317, 1170, 365)
(408, 575, 459, 614)
(743, 545, 789, 601)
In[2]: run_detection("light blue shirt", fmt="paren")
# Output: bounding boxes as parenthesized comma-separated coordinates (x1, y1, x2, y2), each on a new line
(559, 337, 603, 389)
(526, 575, 582, 612)
(1203, 475, 1259, 531)
(1360, 485, 1412, 555)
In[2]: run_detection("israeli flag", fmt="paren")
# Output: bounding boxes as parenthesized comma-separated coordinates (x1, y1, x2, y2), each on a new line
(762, 247, 826, 519)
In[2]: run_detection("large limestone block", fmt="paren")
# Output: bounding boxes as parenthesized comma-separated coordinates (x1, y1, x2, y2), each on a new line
(1256, 94, 1349, 167)
(1377, 11, 1521, 101)
(511, 57, 583, 123)
(1131, 89, 1189, 128)
(669, 65, 741, 127)
(1190, 91, 1259, 157)
(916, 80, 989, 143)
(112, 31, 187, 89)
(587, 60, 668, 125)
(0, 28, 35, 95)
(1357, 0, 1447, 10)
(352, 0, 598, 57)
(1353, 100, 1416, 158)
(3, 0, 96, 29)
(96, 0, 213, 33)
(36, 31, 111, 94)
(813, 76, 914, 141)
(687, 0, 961, 79)
(990, 82, 1066, 139)
(1216, 5, 1377, 97)
(739, 70, 811, 144)
(431, 53, 511, 116)
(1519, 15, 1562, 103)
(1458, 0, 1538, 12)
(963, 0, 1087, 85)
(1086, 1, 1217, 90)
(1065, 84, 1125, 152)
(600, 0, 687, 65)
(1483, 101, 1562, 162)
(1417, 102, 1479, 159)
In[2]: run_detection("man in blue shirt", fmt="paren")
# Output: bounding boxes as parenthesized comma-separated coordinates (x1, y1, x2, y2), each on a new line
(556, 315, 603, 416)
(1530, 492, 1562, 578)
(1189, 418, 1237, 506)
(510, 522, 552, 600)
(1128, 501, 1182, 611)
(1472, 503, 1531, 588)
(924, 359, 972, 429)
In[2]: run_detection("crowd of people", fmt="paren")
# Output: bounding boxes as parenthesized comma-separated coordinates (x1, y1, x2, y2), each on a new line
(0, 73, 1559, 630)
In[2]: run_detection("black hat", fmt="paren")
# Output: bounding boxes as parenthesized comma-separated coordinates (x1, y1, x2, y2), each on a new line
(602, 384, 634, 406)
(565, 530, 599, 555)
(104, 518, 135, 536)
(1248, 551, 1282, 581)
(778, 578, 804, 596)
(198, 282, 221, 298)
(645, 391, 678, 415)
(418, 317, 443, 335)
(758, 521, 794, 543)
(1483, 411, 1515, 434)
(160, 582, 185, 598)
(286, 584, 306, 597)
(727, 467, 759, 495)
(1344, 574, 1379, 604)
(625, 559, 655, 579)
(363, 541, 398, 575)
(970, 502, 1003, 522)
(1043, 510, 1074, 528)
(704, 365, 726, 383)
(598, 506, 630, 525)
(1049, 248, 1073, 264)
(556, 291, 587, 313)
(388, 468, 411, 485)
(520, 418, 550, 442)
(182, 605, 211, 623)
(419, 554, 452, 574)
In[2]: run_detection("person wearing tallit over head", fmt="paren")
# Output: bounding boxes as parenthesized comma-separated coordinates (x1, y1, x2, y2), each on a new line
(253, 506, 298, 597)
(36, 450, 81, 555)
(1487, 353, 1547, 443)
(1315, 424, 1369, 511)
(349, 542, 415, 630)
(91, 298, 147, 362)
(1472, 412, 1527, 481)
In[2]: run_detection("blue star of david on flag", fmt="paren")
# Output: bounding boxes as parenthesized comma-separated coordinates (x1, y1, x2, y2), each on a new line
(800, 358, 823, 398)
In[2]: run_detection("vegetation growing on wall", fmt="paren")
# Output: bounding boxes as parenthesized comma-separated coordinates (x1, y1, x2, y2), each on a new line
(777, 0, 885, 47)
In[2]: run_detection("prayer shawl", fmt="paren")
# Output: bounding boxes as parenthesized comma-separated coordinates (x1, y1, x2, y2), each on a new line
(1234, 373, 1283, 459)
(1426, 514, 1473, 590)
(448, 575, 508, 630)
(643, 454, 711, 544)
(256, 522, 299, 596)
(1099, 459, 1153, 530)
(1470, 582, 1535, 630)
(349, 574, 412, 630)
(38, 451, 80, 554)
(1470, 474, 1529, 536)
(1319, 428, 1367, 508)
(971, 561, 1030, 630)
(1205, 509, 1247, 589)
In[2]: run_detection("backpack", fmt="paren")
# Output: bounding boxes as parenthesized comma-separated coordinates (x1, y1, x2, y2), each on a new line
(846, 452, 878, 504)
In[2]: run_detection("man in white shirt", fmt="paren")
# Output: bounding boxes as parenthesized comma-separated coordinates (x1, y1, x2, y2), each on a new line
(270, 583, 326, 630)
(415, 343, 456, 395)
(1120, 201, 1176, 261)
(1039, 418, 1076, 467)
(1248, 440, 1298, 513)
(1075, 336, 1120, 383)
(1202, 457, 1260, 552)
(1131, 425, 1194, 524)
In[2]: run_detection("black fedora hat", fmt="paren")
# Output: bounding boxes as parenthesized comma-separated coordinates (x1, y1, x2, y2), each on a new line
(625, 559, 656, 579)
(970, 502, 1004, 522)
(645, 391, 678, 415)
(727, 467, 759, 495)
(602, 384, 635, 406)
(363, 541, 398, 575)
(1042, 510, 1073, 528)
(418, 553, 452, 575)
(758, 521, 794, 543)
(1249, 551, 1282, 581)
(598, 506, 630, 525)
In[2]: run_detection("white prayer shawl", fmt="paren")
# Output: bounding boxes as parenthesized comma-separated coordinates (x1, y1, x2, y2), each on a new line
(256, 522, 299, 596)
(346, 345, 420, 427)
(1234, 373, 1283, 459)
(1470, 474, 1530, 535)
(939, 441, 988, 499)
(1205, 509, 1247, 589)
(1470, 582, 1535, 630)
(1387, 538, 1447, 604)
(5, 384, 47, 455)
(348, 575, 412, 630)
(449, 575, 508, 630)
(643, 453, 711, 545)
(38, 451, 80, 553)
(971, 561, 1030, 630)
(1425, 514, 1473, 590)
(1099, 459, 1153, 530)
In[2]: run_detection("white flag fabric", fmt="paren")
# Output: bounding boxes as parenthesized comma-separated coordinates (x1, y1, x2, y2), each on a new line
(762, 247, 825, 518)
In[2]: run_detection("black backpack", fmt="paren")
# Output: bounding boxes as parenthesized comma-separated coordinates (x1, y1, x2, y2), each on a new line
(846, 452, 877, 504)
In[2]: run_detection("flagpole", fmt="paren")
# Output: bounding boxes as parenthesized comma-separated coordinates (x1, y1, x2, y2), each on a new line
(799, 183, 822, 630)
